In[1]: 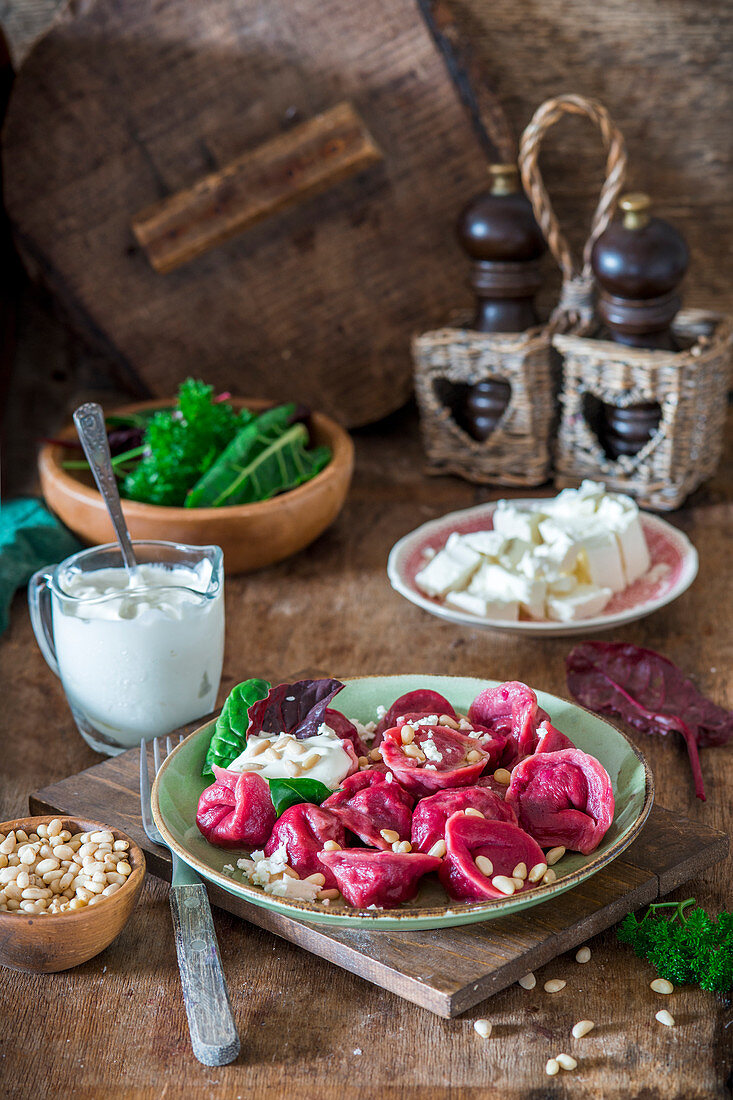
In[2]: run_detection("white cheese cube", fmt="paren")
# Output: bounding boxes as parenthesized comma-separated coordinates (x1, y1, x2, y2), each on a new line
(492, 500, 545, 545)
(445, 590, 519, 620)
(415, 540, 482, 598)
(546, 480, 606, 519)
(540, 517, 626, 594)
(531, 534, 581, 574)
(459, 530, 508, 558)
(595, 496, 650, 584)
(499, 538, 535, 569)
(546, 584, 613, 622)
(468, 562, 546, 620)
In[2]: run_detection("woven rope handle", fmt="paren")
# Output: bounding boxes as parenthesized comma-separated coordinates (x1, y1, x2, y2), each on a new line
(518, 94, 627, 330)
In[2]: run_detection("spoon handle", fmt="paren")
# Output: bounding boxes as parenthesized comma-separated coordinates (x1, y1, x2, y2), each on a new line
(73, 402, 137, 570)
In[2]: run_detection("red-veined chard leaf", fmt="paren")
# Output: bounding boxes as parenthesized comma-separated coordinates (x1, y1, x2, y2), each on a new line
(247, 679, 345, 741)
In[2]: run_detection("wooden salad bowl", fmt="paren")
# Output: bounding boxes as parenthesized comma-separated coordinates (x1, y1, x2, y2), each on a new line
(39, 398, 355, 573)
(0, 816, 145, 974)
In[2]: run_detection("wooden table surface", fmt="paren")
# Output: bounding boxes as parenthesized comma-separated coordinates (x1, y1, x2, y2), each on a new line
(1, 404, 731, 1099)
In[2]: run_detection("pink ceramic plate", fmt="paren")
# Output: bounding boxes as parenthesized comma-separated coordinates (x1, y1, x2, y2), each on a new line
(387, 500, 698, 636)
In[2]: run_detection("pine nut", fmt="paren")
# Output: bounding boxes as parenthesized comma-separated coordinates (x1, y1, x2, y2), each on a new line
(473, 1019, 492, 1038)
(92, 871, 107, 885)
(557, 1053, 577, 1070)
(650, 978, 674, 995)
(78, 843, 97, 858)
(392, 841, 412, 854)
(493, 768, 511, 785)
(20, 901, 43, 914)
(572, 1020, 595, 1038)
(576, 946, 591, 963)
(6, 899, 20, 911)
(250, 738, 272, 756)
(655, 1010, 675, 1027)
(511, 877, 525, 890)
(428, 840, 447, 858)
(69, 898, 86, 910)
(546, 846, 566, 865)
(47, 820, 63, 837)
(53, 845, 74, 861)
(491, 875, 515, 896)
(542, 868, 557, 886)
(545, 1059, 560, 1076)
(36, 858, 60, 875)
(544, 979, 566, 994)
(4, 884, 21, 900)
(90, 831, 114, 844)
(113, 840, 129, 852)
(75, 888, 93, 902)
(58, 830, 72, 843)
(317, 888, 339, 900)
(116, 862, 132, 876)
(15, 830, 29, 843)
(105, 872, 126, 886)
(466, 750, 483, 763)
(280, 866, 299, 879)
(403, 744, 425, 760)
(88, 895, 105, 907)
(439, 715, 459, 729)
(518, 972, 536, 990)
(19, 846, 36, 866)
(305, 873, 326, 886)
(400, 725, 415, 744)
(369, 749, 382, 762)
(102, 882, 121, 897)
(323, 840, 341, 852)
(37, 825, 48, 838)
(357, 756, 369, 768)
(21, 887, 51, 900)
(512, 862, 527, 880)
(528, 862, 547, 883)
(464, 808, 484, 818)
(380, 829, 400, 844)
(16, 870, 30, 890)
(475, 855, 493, 877)
(0, 836, 15, 855)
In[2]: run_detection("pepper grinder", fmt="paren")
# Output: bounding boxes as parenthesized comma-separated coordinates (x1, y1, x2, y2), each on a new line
(456, 164, 546, 441)
(591, 192, 689, 458)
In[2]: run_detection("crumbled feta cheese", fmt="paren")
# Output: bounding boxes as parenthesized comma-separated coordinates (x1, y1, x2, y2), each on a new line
(235, 845, 321, 901)
(421, 737, 443, 762)
(375, 705, 388, 720)
(350, 718, 377, 741)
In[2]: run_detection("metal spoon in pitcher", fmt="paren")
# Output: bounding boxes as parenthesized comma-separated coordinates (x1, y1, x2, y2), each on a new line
(73, 402, 138, 573)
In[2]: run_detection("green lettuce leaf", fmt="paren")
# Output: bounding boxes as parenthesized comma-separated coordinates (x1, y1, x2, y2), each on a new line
(185, 404, 331, 508)
(268, 777, 333, 818)
(202, 678, 271, 777)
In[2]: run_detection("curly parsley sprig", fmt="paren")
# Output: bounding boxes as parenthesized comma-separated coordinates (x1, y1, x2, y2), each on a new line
(617, 898, 733, 993)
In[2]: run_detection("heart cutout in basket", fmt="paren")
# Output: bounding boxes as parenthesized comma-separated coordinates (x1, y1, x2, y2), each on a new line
(432, 377, 512, 443)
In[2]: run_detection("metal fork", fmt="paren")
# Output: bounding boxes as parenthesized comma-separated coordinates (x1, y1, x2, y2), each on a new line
(140, 736, 240, 1066)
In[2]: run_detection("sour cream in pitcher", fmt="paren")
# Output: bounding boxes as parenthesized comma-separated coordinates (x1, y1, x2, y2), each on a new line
(52, 560, 224, 747)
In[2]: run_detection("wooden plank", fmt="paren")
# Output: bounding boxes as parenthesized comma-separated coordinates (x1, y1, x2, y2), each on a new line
(30, 749, 728, 1017)
(132, 102, 383, 274)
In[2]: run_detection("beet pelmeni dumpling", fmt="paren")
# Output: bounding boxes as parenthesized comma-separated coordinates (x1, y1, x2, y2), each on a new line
(372, 689, 457, 746)
(318, 849, 442, 908)
(505, 748, 615, 854)
(535, 719, 576, 755)
(439, 814, 546, 902)
(196, 766, 277, 848)
(411, 786, 517, 853)
(468, 681, 551, 767)
(264, 803, 346, 888)
(322, 768, 414, 848)
(380, 724, 490, 798)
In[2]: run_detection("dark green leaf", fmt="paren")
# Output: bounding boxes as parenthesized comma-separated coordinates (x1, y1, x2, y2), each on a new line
(268, 777, 333, 817)
(185, 404, 331, 508)
(203, 678, 271, 777)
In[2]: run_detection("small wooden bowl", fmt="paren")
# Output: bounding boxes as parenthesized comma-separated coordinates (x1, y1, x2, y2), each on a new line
(39, 398, 355, 573)
(0, 816, 146, 973)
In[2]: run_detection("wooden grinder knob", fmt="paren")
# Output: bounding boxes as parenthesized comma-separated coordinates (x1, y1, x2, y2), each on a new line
(456, 165, 546, 441)
(591, 192, 689, 458)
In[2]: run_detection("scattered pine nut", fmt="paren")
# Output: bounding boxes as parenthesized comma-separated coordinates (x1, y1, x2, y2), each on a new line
(651, 978, 674, 995)
(528, 862, 547, 883)
(512, 862, 527, 880)
(473, 1019, 492, 1038)
(545, 1058, 560, 1076)
(491, 875, 515, 896)
(655, 1010, 675, 1027)
(400, 725, 415, 745)
(542, 868, 557, 886)
(544, 979, 566, 994)
(439, 715, 459, 729)
(464, 807, 484, 818)
(380, 829, 400, 845)
(317, 888, 340, 901)
(493, 768, 511, 786)
(305, 873, 326, 887)
(357, 756, 369, 768)
(475, 855, 494, 877)
(466, 750, 483, 763)
(518, 972, 536, 990)
(511, 877, 525, 890)
(323, 840, 341, 852)
(575, 946, 591, 963)
(368, 749, 382, 762)
(392, 840, 412, 854)
(556, 1053, 577, 1071)
(546, 846, 566, 866)
(572, 1020, 595, 1038)
(428, 839, 447, 858)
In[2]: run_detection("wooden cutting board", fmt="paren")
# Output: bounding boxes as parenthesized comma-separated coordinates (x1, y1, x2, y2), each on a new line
(2, 0, 492, 426)
(30, 745, 728, 1018)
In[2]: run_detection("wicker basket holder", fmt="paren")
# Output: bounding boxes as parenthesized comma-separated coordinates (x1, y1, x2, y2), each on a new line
(518, 96, 733, 511)
(413, 95, 627, 487)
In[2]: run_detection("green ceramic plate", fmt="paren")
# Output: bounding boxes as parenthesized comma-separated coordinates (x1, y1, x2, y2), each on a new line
(152, 675, 653, 930)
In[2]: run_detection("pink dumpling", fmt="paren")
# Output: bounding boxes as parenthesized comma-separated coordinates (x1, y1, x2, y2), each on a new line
(322, 769, 414, 848)
(411, 786, 517, 853)
(318, 849, 442, 908)
(468, 681, 549, 767)
(439, 814, 546, 902)
(380, 724, 489, 798)
(372, 689, 456, 746)
(505, 748, 615, 854)
(535, 719, 575, 754)
(196, 767, 276, 849)
(325, 708, 368, 758)
(264, 803, 345, 889)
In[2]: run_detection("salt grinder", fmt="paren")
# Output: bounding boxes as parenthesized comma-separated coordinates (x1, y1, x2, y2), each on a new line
(456, 164, 546, 440)
(591, 192, 689, 458)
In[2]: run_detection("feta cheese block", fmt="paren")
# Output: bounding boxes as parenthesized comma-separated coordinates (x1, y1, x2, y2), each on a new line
(546, 584, 613, 622)
(459, 530, 508, 559)
(492, 500, 545, 545)
(415, 537, 482, 597)
(595, 495, 651, 583)
(539, 516, 627, 593)
(444, 589, 520, 620)
(468, 562, 546, 620)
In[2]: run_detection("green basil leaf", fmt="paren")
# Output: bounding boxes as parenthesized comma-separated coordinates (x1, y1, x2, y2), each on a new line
(268, 777, 333, 818)
(202, 678, 271, 777)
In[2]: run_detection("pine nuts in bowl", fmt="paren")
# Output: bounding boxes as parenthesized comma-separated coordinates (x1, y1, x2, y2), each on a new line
(0, 815, 145, 973)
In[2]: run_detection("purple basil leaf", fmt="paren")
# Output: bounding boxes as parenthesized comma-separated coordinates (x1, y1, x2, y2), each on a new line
(107, 427, 144, 456)
(247, 678, 344, 740)
(566, 642, 733, 802)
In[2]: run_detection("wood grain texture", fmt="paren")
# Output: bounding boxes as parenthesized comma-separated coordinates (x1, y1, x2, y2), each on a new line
(1, 0, 492, 427)
(2, 401, 732, 1095)
(132, 102, 383, 274)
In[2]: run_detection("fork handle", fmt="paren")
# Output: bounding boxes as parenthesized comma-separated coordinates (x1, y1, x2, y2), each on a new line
(169, 883, 240, 1066)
